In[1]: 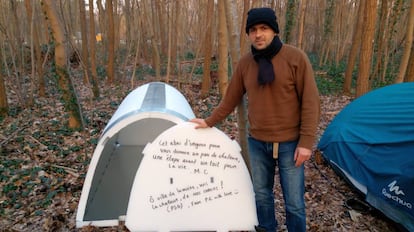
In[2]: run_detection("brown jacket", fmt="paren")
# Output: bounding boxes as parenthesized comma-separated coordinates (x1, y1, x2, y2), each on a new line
(205, 44, 320, 150)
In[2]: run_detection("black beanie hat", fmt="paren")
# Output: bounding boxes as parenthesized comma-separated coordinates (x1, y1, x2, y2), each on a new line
(246, 8, 280, 34)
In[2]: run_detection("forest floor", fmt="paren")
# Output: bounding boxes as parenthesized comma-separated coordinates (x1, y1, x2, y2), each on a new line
(0, 76, 404, 232)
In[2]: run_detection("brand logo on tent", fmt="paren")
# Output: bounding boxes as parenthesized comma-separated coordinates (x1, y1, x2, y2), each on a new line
(382, 180, 412, 210)
(388, 180, 405, 196)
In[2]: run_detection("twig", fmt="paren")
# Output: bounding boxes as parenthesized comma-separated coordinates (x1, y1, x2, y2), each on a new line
(0, 127, 25, 147)
(25, 135, 48, 150)
(48, 163, 79, 177)
(326, 110, 340, 115)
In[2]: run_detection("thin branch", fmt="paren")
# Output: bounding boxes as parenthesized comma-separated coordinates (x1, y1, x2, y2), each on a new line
(0, 127, 26, 147)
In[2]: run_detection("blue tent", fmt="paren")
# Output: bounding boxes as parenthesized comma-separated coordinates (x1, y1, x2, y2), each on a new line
(317, 83, 414, 231)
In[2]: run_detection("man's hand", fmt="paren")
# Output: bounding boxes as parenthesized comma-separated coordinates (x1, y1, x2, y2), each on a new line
(294, 147, 312, 167)
(189, 118, 209, 129)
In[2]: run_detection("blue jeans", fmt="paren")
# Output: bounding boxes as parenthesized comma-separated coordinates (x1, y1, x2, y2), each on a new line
(248, 136, 306, 232)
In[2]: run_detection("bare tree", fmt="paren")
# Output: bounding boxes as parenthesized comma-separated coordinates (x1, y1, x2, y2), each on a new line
(165, 1, 174, 83)
(186, 2, 207, 87)
(156, 0, 167, 55)
(96, 0, 106, 44)
(27, 0, 47, 98)
(172, 0, 180, 77)
(41, 0, 83, 129)
(371, 0, 390, 82)
(380, 0, 404, 82)
(0, 60, 7, 116)
(225, 0, 240, 71)
(113, 1, 121, 53)
(95, 0, 106, 67)
(78, 0, 90, 84)
(24, 0, 37, 106)
(170, 0, 179, 77)
(61, 0, 78, 46)
(284, 0, 297, 44)
(319, 0, 334, 66)
(3, 1, 26, 107)
(239, 0, 250, 56)
(406, 43, 414, 82)
(333, 0, 345, 64)
(124, 0, 132, 47)
(88, 0, 100, 98)
(143, 0, 161, 80)
(0, 38, 11, 115)
(10, 1, 24, 81)
(200, 0, 215, 97)
(88, 0, 99, 98)
(297, 0, 307, 50)
(356, 0, 377, 97)
(1, 0, 413, 120)
(395, 0, 414, 83)
(217, 0, 228, 96)
(343, 1, 364, 95)
(106, 0, 115, 84)
(225, 0, 250, 173)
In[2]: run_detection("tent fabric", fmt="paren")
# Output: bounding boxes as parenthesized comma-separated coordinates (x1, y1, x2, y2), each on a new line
(76, 82, 195, 227)
(318, 83, 414, 231)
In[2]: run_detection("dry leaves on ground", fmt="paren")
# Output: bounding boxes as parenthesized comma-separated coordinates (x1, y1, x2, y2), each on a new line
(0, 79, 401, 232)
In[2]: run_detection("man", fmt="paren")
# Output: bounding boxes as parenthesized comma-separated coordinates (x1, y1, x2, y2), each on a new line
(190, 7, 320, 232)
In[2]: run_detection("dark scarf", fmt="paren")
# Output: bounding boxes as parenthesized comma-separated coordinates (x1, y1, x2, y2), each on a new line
(251, 36, 283, 85)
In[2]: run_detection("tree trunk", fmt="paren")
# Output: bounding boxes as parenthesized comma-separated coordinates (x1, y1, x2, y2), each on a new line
(343, 0, 364, 95)
(62, 0, 77, 47)
(225, 0, 240, 71)
(41, 0, 83, 130)
(0, 61, 7, 116)
(25, 0, 36, 106)
(32, 1, 46, 98)
(130, 0, 144, 88)
(96, 0, 106, 63)
(186, 1, 207, 86)
(78, 0, 90, 85)
(124, 0, 132, 47)
(356, 0, 377, 97)
(225, 0, 250, 174)
(297, 0, 307, 49)
(143, 0, 161, 80)
(371, 0, 390, 82)
(11, 0, 24, 79)
(165, 1, 174, 83)
(172, 0, 179, 76)
(89, 0, 100, 98)
(284, 0, 297, 44)
(239, 0, 250, 56)
(319, 0, 334, 66)
(200, 0, 214, 97)
(9, 1, 25, 107)
(156, 0, 167, 55)
(338, 1, 357, 64)
(381, 0, 404, 82)
(333, 0, 344, 65)
(106, 0, 115, 84)
(406, 43, 414, 82)
(217, 0, 228, 96)
(96, 0, 106, 43)
(395, 0, 414, 83)
(113, 1, 120, 53)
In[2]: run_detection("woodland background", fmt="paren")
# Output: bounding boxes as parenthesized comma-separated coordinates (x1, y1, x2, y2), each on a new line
(0, 0, 413, 231)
